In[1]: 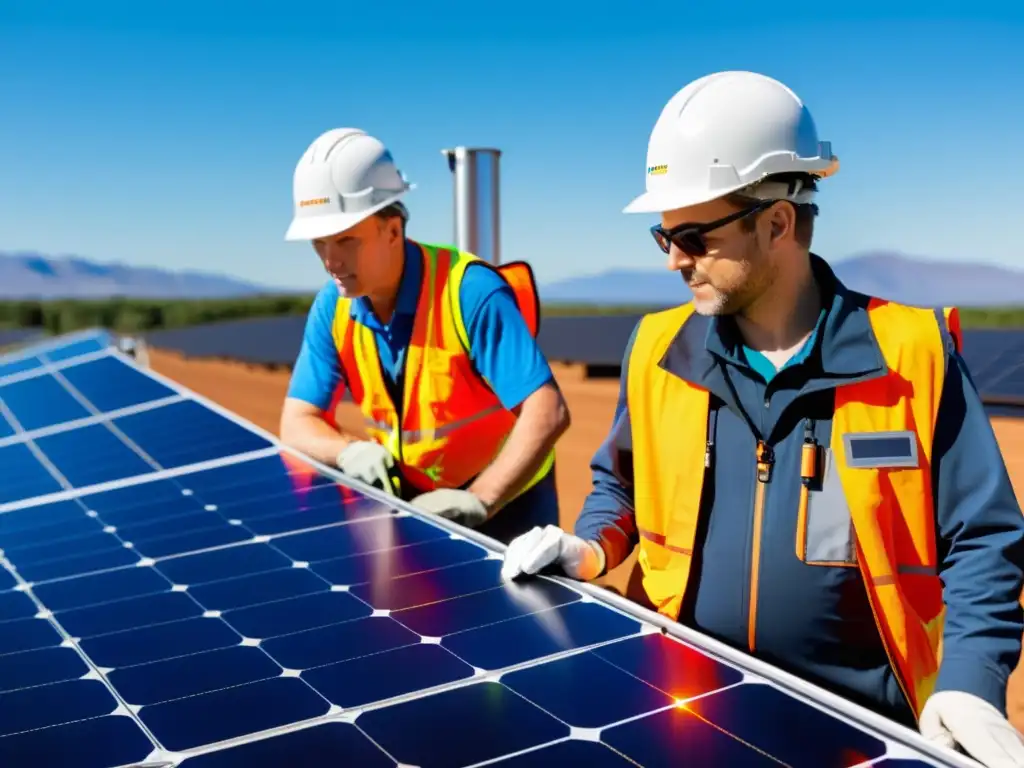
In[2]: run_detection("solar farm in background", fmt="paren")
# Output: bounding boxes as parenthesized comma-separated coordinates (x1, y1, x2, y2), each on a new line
(0, 329, 983, 766)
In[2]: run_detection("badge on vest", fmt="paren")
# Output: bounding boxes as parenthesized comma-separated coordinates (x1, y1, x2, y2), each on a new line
(841, 431, 919, 469)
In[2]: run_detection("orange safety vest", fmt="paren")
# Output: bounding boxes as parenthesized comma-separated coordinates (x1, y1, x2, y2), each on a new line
(627, 298, 962, 719)
(331, 240, 554, 498)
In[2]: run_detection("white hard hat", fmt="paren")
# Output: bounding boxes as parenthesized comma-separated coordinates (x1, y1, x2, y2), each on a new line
(284, 128, 414, 241)
(624, 71, 838, 214)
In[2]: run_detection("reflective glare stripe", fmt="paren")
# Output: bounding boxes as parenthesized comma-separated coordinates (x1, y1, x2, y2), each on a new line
(401, 405, 504, 444)
(872, 565, 937, 586)
(638, 528, 693, 556)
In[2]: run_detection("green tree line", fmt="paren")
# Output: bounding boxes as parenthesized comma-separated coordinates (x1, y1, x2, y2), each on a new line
(2, 296, 1024, 336)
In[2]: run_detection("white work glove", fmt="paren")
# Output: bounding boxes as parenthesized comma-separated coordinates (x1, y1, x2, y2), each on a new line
(500, 524, 606, 582)
(919, 690, 1024, 767)
(336, 441, 396, 496)
(411, 489, 489, 528)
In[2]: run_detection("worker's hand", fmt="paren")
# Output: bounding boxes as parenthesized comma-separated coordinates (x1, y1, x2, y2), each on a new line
(336, 441, 397, 496)
(411, 489, 489, 528)
(919, 690, 1024, 767)
(501, 524, 605, 582)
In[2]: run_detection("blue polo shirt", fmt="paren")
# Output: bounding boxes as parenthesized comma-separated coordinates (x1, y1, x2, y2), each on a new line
(287, 240, 560, 542)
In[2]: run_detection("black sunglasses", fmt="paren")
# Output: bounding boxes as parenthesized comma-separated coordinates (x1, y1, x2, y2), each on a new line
(650, 199, 776, 256)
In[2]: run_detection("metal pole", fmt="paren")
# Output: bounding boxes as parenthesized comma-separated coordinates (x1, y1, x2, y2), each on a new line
(441, 146, 502, 265)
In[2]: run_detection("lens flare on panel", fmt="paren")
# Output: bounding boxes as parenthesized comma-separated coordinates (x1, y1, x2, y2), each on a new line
(501, 577, 571, 648)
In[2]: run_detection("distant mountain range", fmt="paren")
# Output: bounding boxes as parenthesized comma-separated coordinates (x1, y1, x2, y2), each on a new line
(0, 251, 270, 299)
(2, 249, 1023, 308)
(540, 251, 1024, 308)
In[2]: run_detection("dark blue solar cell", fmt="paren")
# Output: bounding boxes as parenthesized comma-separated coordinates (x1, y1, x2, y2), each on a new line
(0, 567, 15, 592)
(199, 479, 352, 514)
(349, 557, 503, 611)
(129, 522, 253, 559)
(177, 453, 330, 495)
(0, 617, 62, 655)
(303, 642, 475, 709)
(490, 740, 636, 766)
(43, 337, 105, 363)
(0, 646, 89, 693)
(358, 680, 569, 768)
(311, 537, 487, 588)
(222, 590, 373, 639)
(0, 588, 39, 621)
(0, 413, 14, 439)
(94, 496, 208, 530)
(110, 644, 283, 706)
(689, 682, 888, 766)
(245, 500, 392, 536)
(0, 374, 89, 430)
(592, 633, 745, 700)
(59, 356, 177, 412)
(33, 564, 170, 611)
(82, 480, 196, 516)
(6, 529, 124, 567)
(0, 443, 62, 503)
(502, 651, 674, 727)
(34, 425, 153, 488)
(116, 508, 234, 543)
(57, 589, 202, 638)
(177, 721, 396, 767)
(189, 566, 329, 612)
(272, 515, 448, 564)
(0, 355, 43, 378)
(262, 615, 418, 670)
(603, 706, 780, 766)
(0, 509, 102, 550)
(140, 676, 331, 752)
(15, 543, 140, 583)
(82, 615, 242, 667)
(393, 577, 580, 637)
(0, 713, 155, 768)
(113, 400, 270, 468)
(442, 601, 642, 671)
(0, 678, 117, 736)
(0, 500, 88, 533)
(156, 542, 292, 585)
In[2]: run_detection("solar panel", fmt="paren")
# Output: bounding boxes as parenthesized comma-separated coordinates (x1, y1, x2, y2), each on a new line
(0, 329, 981, 767)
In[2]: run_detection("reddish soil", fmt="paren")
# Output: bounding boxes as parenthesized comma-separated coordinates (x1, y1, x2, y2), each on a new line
(147, 347, 1024, 730)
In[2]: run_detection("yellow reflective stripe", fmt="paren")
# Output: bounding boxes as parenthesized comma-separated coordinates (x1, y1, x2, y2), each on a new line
(401, 405, 504, 443)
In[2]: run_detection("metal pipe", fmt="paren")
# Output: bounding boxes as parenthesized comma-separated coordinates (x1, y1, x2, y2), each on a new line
(441, 146, 502, 265)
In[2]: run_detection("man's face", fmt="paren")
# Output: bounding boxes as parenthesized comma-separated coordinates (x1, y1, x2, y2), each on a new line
(311, 214, 402, 299)
(659, 197, 779, 316)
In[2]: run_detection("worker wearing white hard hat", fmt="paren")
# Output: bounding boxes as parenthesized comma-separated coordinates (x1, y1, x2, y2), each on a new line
(501, 71, 1024, 766)
(280, 128, 569, 543)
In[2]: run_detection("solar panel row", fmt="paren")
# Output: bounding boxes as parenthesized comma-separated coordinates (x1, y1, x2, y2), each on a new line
(0, 332, 979, 767)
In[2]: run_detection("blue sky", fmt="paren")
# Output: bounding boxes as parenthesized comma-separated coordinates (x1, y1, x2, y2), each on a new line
(1, 1, 1021, 291)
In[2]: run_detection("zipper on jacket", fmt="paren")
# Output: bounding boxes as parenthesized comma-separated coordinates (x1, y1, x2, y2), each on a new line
(748, 439, 774, 652)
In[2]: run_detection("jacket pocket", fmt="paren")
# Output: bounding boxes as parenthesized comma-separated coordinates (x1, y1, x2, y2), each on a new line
(796, 447, 858, 566)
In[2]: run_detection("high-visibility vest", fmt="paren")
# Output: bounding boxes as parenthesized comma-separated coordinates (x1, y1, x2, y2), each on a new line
(331, 240, 554, 498)
(627, 298, 962, 719)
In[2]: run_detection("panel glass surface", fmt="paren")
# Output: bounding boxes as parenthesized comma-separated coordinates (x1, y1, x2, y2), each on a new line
(0, 374, 90, 431)
(0, 354, 44, 379)
(56, 355, 178, 413)
(0, 345, 966, 767)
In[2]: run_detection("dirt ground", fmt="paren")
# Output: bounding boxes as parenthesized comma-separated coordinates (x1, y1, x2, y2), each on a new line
(147, 347, 1024, 730)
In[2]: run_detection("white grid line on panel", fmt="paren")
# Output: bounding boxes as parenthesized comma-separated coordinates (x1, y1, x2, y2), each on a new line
(0, 395, 186, 449)
(41, 354, 164, 474)
(0, 348, 116, 386)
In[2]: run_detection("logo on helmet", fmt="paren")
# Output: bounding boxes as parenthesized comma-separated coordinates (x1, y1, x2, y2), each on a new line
(647, 165, 668, 176)
(299, 197, 330, 207)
